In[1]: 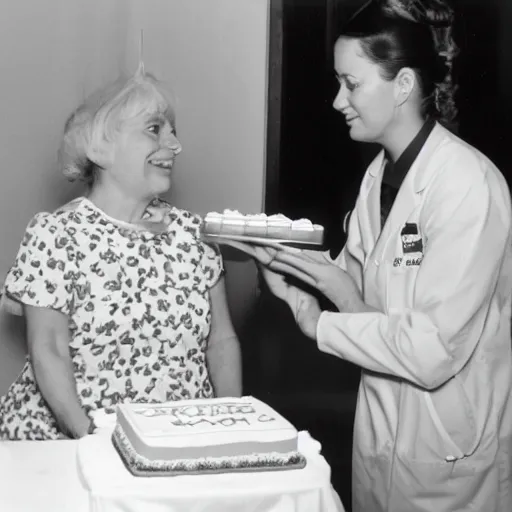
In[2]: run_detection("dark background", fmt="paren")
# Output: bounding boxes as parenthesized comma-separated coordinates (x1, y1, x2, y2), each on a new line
(241, 1, 512, 510)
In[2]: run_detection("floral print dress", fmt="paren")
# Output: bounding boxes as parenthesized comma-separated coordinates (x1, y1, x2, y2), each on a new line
(0, 197, 223, 440)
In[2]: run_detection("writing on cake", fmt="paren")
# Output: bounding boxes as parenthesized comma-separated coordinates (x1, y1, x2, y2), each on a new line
(135, 402, 277, 428)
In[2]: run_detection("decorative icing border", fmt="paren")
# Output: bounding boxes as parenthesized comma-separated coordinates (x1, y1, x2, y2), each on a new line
(112, 425, 307, 477)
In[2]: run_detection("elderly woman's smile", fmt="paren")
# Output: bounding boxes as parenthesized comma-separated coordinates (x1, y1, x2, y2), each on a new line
(148, 156, 175, 170)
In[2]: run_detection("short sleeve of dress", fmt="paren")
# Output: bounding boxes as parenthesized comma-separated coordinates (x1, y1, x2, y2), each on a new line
(2, 212, 80, 316)
(177, 208, 224, 290)
(200, 240, 225, 289)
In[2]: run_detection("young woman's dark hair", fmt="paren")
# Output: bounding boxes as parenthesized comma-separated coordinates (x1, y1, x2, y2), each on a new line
(339, 0, 458, 129)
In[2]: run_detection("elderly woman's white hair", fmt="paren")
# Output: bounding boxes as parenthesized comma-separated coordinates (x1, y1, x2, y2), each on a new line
(58, 70, 177, 184)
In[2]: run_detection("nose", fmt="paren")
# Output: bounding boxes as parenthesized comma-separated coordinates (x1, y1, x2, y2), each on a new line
(163, 129, 182, 155)
(333, 84, 349, 112)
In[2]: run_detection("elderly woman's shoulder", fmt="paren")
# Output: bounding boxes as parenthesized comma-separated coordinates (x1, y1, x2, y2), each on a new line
(25, 197, 89, 233)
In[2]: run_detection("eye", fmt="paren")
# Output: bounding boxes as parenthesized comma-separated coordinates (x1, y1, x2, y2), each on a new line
(346, 80, 359, 92)
(335, 74, 359, 92)
(147, 123, 161, 135)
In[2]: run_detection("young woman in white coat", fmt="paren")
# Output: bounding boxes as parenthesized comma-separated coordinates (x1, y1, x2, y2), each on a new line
(226, 0, 512, 510)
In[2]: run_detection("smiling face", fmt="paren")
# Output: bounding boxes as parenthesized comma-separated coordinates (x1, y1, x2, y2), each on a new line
(333, 37, 398, 143)
(106, 110, 182, 199)
(88, 77, 183, 200)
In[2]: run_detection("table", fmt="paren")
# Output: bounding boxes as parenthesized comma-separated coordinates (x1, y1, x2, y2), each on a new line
(0, 431, 345, 512)
(0, 439, 88, 512)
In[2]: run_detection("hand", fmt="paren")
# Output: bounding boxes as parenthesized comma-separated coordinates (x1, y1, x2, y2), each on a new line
(258, 264, 322, 338)
(214, 239, 288, 266)
(218, 239, 324, 337)
(271, 250, 366, 313)
(287, 283, 323, 339)
(217, 238, 300, 299)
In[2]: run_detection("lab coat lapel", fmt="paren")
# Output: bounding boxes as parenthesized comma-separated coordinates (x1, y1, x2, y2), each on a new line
(358, 151, 385, 258)
(371, 123, 447, 262)
(371, 171, 418, 263)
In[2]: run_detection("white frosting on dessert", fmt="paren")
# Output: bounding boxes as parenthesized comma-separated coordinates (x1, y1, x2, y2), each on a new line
(222, 209, 245, 218)
(202, 210, 324, 245)
(267, 213, 291, 221)
(245, 213, 268, 220)
(291, 219, 314, 229)
(205, 210, 317, 227)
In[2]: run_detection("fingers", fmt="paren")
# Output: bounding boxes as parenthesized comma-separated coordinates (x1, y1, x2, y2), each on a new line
(215, 239, 258, 257)
(267, 260, 317, 288)
(277, 249, 329, 264)
(301, 249, 331, 263)
(251, 240, 293, 252)
(265, 247, 279, 264)
(220, 240, 278, 265)
(272, 251, 322, 276)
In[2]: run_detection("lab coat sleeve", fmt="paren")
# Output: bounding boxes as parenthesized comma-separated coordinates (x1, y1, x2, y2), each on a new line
(316, 156, 511, 389)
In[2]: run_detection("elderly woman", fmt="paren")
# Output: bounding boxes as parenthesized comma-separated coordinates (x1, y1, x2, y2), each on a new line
(0, 70, 241, 440)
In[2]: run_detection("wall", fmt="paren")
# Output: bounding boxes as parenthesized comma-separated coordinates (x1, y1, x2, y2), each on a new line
(0, 0, 269, 395)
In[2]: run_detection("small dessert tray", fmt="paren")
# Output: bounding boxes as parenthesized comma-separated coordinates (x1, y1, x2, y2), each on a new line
(201, 232, 325, 251)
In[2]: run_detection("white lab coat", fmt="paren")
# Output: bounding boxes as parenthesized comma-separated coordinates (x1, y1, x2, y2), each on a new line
(317, 123, 512, 512)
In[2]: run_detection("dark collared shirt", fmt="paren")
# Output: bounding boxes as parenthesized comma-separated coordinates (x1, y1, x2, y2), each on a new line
(380, 118, 436, 229)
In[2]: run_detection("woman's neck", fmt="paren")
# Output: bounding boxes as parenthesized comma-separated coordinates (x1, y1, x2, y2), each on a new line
(380, 113, 427, 163)
(87, 185, 153, 224)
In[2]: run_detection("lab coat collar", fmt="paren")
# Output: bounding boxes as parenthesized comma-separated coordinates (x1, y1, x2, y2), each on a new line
(366, 122, 448, 192)
(412, 122, 449, 192)
(360, 122, 449, 258)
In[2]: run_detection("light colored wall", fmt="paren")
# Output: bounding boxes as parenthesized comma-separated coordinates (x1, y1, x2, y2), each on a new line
(0, 0, 268, 395)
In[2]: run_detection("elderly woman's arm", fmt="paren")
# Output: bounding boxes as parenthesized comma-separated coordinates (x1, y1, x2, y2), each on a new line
(25, 305, 91, 438)
(206, 277, 242, 397)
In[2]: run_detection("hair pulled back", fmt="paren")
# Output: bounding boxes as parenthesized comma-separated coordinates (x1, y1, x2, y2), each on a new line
(339, 0, 459, 127)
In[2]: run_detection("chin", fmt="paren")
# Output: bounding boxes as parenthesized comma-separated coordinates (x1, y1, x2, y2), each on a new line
(348, 127, 366, 142)
(348, 126, 378, 144)
(150, 178, 172, 196)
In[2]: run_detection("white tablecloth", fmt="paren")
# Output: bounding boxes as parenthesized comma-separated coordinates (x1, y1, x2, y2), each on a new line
(0, 439, 88, 512)
(0, 431, 344, 512)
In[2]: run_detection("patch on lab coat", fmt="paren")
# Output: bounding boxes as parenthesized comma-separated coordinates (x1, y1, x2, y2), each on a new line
(393, 223, 424, 267)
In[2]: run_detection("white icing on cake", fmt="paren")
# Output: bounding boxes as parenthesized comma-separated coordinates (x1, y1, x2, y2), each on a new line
(113, 397, 302, 473)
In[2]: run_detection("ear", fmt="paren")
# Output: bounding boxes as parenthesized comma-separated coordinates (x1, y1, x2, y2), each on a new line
(86, 141, 114, 169)
(394, 68, 416, 106)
